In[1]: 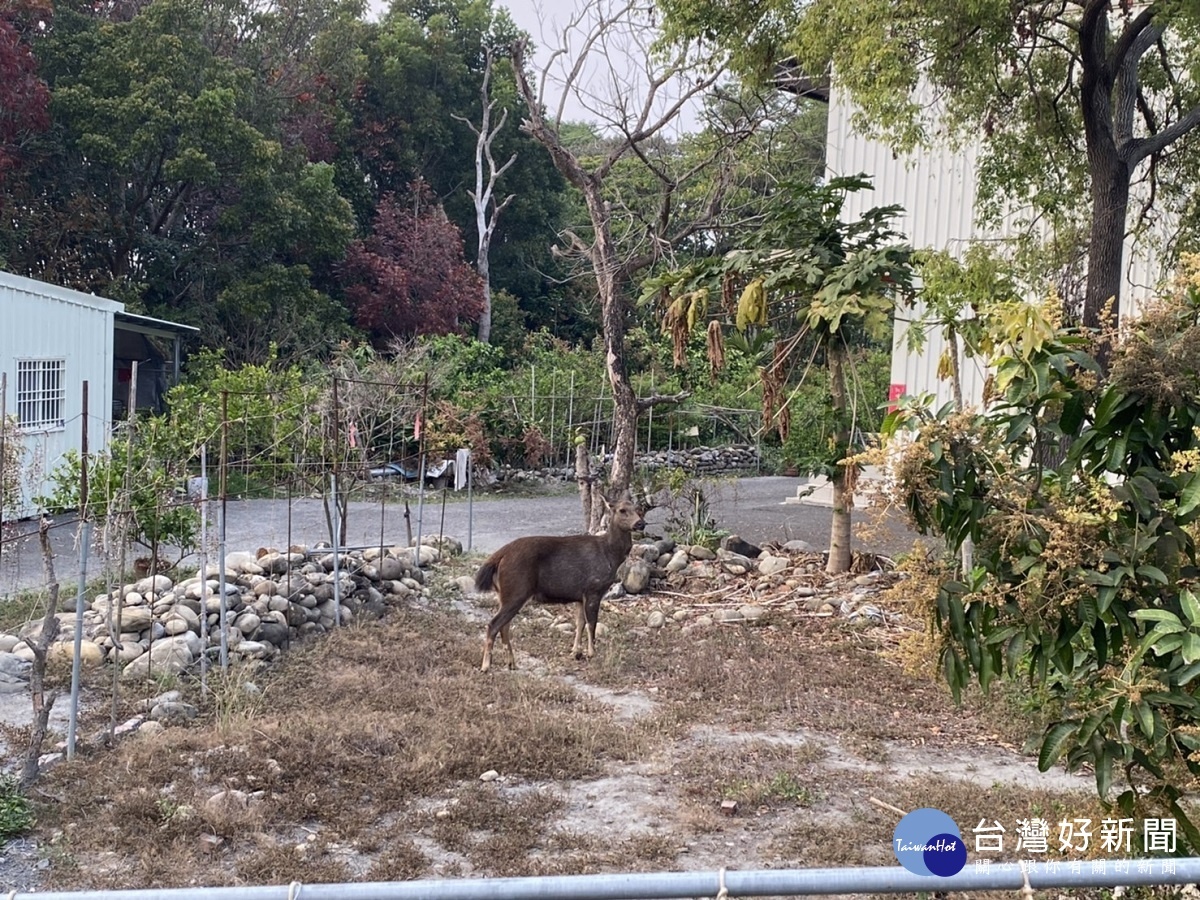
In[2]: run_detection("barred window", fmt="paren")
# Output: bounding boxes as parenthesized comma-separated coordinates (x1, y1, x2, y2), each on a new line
(17, 359, 66, 430)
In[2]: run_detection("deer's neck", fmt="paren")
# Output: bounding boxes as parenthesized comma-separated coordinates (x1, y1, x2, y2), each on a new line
(603, 527, 633, 560)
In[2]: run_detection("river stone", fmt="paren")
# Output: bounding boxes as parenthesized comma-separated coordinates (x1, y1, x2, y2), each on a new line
(757, 555, 790, 577)
(259, 554, 291, 575)
(47, 640, 104, 667)
(205, 789, 250, 815)
(11, 644, 34, 663)
(224, 552, 264, 576)
(121, 636, 196, 680)
(111, 606, 153, 633)
(783, 540, 814, 553)
(110, 641, 144, 664)
(236, 641, 270, 659)
(664, 550, 690, 573)
(0, 653, 30, 679)
(235, 612, 261, 638)
(721, 534, 762, 558)
(150, 700, 198, 724)
(253, 581, 277, 597)
(622, 560, 653, 594)
(379, 557, 406, 580)
(258, 622, 289, 647)
(134, 574, 173, 595)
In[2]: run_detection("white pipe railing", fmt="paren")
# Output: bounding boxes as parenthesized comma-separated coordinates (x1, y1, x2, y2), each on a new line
(13, 859, 1200, 900)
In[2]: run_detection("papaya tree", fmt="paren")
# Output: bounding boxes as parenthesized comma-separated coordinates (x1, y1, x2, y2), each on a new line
(645, 176, 914, 574)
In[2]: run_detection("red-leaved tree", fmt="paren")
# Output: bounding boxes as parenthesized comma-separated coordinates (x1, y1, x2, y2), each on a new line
(341, 183, 485, 342)
(0, 0, 50, 190)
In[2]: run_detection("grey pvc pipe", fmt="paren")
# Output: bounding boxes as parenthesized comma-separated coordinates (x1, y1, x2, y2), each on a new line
(13, 859, 1200, 900)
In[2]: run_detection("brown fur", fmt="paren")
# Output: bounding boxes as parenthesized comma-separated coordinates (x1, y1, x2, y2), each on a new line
(475, 491, 645, 672)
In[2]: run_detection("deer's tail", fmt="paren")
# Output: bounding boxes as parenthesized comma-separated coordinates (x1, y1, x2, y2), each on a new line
(475, 556, 500, 593)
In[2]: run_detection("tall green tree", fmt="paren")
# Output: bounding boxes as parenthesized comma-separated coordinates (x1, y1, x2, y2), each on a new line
(657, 0, 1200, 356)
(2, 0, 359, 362)
(350, 0, 571, 337)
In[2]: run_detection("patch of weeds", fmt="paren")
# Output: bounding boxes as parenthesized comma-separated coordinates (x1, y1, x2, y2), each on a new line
(236, 838, 351, 884)
(662, 481, 728, 550)
(0, 591, 45, 634)
(364, 840, 427, 881)
(676, 738, 825, 812)
(429, 785, 564, 876)
(0, 775, 33, 839)
(851, 735, 891, 764)
(532, 830, 677, 875)
(203, 663, 268, 736)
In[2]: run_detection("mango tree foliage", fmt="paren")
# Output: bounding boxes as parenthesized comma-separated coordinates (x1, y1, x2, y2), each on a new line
(880, 256, 1200, 848)
(657, 0, 1200, 348)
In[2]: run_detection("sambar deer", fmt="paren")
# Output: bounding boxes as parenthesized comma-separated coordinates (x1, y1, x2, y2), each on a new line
(474, 490, 646, 672)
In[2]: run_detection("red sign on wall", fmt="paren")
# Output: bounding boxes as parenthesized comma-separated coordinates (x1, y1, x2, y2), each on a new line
(887, 383, 906, 412)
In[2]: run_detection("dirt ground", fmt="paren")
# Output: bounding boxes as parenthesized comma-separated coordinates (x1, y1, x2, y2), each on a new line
(3, 532, 1135, 900)
(0, 478, 1159, 898)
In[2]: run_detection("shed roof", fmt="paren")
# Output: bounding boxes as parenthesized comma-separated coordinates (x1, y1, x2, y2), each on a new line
(0, 270, 123, 314)
(114, 310, 199, 341)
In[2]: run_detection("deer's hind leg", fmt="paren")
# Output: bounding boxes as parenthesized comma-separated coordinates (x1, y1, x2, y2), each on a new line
(500, 622, 516, 670)
(483, 592, 528, 673)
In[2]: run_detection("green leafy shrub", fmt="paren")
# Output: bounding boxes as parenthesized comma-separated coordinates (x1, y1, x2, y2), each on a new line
(0, 774, 33, 839)
(879, 257, 1200, 850)
(37, 423, 200, 552)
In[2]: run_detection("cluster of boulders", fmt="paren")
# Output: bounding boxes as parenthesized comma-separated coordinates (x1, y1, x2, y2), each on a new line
(499, 445, 762, 485)
(603, 533, 896, 630)
(0, 541, 451, 683)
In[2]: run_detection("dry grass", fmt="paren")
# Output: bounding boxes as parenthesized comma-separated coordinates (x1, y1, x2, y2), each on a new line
(26, 579, 1138, 894)
(37, 607, 648, 889)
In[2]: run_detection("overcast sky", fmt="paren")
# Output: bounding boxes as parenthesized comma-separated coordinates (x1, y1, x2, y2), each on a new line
(368, 0, 705, 133)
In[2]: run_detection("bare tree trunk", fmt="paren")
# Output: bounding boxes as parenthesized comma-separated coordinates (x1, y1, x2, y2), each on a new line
(826, 340, 852, 576)
(575, 437, 593, 532)
(477, 253, 493, 345)
(455, 47, 516, 345)
(23, 519, 61, 789)
(1081, 157, 1129, 367)
(582, 186, 639, 496)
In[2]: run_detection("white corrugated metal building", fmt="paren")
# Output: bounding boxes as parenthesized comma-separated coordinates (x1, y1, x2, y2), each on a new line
(0, 271, 195, 520)
(822, 81, 1174, 412)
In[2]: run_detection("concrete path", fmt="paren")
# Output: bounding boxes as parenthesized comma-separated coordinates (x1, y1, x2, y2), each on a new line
(0, 473, 918, 597)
